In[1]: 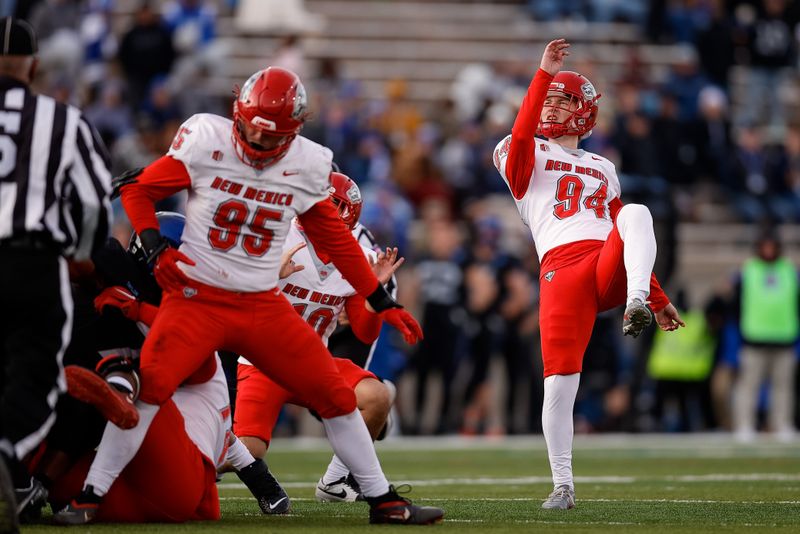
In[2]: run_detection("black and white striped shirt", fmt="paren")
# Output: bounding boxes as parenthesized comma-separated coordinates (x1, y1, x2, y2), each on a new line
(0, 77, 111, 260)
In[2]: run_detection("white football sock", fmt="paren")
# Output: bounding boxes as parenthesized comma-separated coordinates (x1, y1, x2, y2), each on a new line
(322, 454, 350, 485)
(615, 204, 656, 306)
(542, 373, 580, 490)
(322, 409, 389, 498)
(227, 436, 257, 471)
(84, 401, 160, 496)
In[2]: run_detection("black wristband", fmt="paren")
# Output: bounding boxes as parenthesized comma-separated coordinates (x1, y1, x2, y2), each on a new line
(366, 283, 402, 313)
(138, 228, 168, 264)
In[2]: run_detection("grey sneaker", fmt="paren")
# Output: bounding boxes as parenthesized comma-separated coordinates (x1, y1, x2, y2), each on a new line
(541, 485, 575, 510)
(622, 299, 653, 338)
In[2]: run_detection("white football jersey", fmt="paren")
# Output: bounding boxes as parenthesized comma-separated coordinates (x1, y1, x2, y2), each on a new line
(168, 113, 333, 292)
(493, 136, 621, 260)
(239, 220, 375, 367)
(172, 354, 231, 469)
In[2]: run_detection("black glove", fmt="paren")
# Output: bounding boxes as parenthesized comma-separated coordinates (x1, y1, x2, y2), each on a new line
(138, 228, 169, 264)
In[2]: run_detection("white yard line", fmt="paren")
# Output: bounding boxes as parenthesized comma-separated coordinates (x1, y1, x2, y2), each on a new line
(266, 433, 799, 453)
(263, 435, 799, 461)
(219, 497, 800, 505)
(219, 472, 800, 490)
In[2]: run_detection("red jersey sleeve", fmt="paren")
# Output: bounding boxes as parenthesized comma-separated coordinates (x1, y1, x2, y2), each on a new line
(119, 156, 191, 234)
(609, 197, 670, 312)
(506, 69, 554, 200)
(647, 275, 670, 313)
(137, 302, 159, 327)
(344, 294, 383, 344)
(298, 200, 381, 297)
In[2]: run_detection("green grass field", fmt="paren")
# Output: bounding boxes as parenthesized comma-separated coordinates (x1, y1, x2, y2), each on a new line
(24, 434, 800, 533)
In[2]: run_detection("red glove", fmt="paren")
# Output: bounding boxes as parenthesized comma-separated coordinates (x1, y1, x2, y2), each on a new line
(379, 308, 424, 345)
(94, 286, 141, 320)
(153, 248, 196, 292)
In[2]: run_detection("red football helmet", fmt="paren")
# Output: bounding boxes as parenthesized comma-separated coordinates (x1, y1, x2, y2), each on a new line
(232, 67, 309, 169)
(329, 172, 362, 229)
(537, 70, 601, 140)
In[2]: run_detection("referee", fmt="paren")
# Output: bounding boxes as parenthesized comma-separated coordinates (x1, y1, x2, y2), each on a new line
(0, 18, 112, 531)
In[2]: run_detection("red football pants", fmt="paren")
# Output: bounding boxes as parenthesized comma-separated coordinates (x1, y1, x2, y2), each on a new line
(538, 230, 629, 377)
(234, 358, 377, 442)
(138, 281, 357, 418)
(48, 400, 219, 522)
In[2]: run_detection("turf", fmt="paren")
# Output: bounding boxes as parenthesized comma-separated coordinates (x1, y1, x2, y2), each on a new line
(23, 434, 800, 533)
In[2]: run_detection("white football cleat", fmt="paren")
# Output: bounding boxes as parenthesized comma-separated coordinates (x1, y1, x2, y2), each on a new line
(315, 475, 362, 502)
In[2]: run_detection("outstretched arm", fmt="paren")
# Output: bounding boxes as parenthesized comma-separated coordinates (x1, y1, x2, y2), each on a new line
(504, 39, 570, 199)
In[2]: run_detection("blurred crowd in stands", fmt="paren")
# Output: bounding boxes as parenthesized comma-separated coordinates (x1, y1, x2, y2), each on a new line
(10, 0, 799, 439)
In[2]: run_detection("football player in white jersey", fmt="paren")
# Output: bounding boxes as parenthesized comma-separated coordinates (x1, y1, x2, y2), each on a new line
(493, 39, 685, 510)
(89, 67, 441, 525)
(234, 172, 398, 505)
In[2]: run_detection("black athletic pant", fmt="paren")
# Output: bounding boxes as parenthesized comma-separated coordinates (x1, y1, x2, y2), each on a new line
(0, 246, 71, 463)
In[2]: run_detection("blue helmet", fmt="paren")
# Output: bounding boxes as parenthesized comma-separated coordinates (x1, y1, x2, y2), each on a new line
(128, 211, 186, 267)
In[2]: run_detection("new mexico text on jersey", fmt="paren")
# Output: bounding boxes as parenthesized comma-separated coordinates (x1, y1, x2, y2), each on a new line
(168, 113, 333, 292)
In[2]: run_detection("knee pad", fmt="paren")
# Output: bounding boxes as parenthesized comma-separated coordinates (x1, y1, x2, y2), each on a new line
(617, 204, 653, 235)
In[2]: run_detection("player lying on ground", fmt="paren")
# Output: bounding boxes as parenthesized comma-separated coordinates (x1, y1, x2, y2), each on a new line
(44, 214, 286, 523)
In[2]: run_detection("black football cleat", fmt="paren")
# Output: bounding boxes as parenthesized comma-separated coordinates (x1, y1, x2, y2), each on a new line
(367, 485, 444, 525)
(236, 459, 290, 514)
(53, 486, 102, 526)
(15, 477, 47, 522)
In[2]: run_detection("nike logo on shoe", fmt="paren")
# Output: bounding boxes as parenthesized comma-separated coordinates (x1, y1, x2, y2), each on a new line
(388, 508, 411, 521)
(283, 170, 299, 176)
(318, 487, 348, 499)
(269, 497, 288, 510)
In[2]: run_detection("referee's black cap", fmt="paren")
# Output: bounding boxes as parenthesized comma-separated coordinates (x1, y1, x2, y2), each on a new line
(0, 17, 37, 56)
